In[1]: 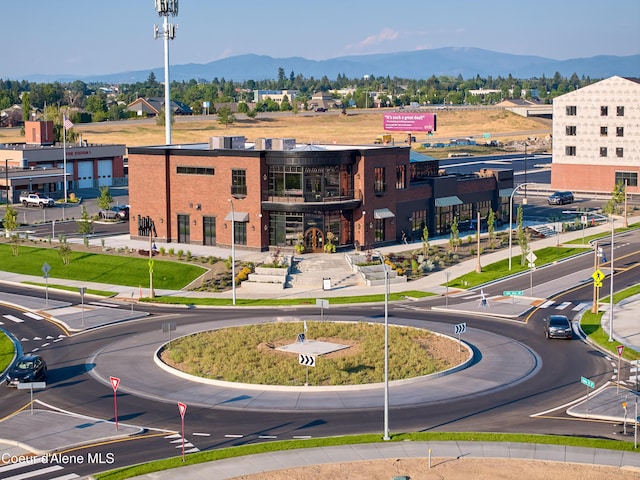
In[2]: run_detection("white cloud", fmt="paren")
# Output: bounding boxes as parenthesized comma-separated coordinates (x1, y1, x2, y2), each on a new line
(349, 28, 400, 51)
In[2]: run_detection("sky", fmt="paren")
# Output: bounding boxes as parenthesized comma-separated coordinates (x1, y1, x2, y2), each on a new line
(2, 0, 639, 79)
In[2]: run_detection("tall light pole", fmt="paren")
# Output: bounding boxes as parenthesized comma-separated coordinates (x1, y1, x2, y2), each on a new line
(229, 198, 236, 306)
(377, 251, 390, 441)
(4, 159, 9, 205)
(154, 0, 178, 145)
(508, 182, 537, 271)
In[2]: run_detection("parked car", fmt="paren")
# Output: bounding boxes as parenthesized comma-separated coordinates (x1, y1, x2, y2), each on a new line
(547, 191, 574, 205)
(5, 355, 47, 386)
(99, 205, 129, 220)
(315, 107, 327, 112)
(543, 315, 573, 340)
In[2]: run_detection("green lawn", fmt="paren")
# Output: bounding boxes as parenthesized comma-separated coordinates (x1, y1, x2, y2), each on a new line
(0, 331, 15, 372)
(0, 244, 205, 290)
(448, 246, 589, 289)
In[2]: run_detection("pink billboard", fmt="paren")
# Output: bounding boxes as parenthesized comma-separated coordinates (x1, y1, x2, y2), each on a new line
(383, 112, 436, 132)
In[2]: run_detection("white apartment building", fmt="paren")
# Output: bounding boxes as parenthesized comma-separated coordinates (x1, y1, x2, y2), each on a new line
(551, 76, 640, 195)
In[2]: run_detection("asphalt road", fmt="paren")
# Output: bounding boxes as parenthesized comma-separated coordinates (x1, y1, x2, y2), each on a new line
(1, 232, 639, 477)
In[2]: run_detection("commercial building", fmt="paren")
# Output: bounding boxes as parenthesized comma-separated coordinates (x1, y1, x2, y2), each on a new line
(128, 137, 512, 252)
(0, 121, 126, 202)
(551, 76, 640, 194)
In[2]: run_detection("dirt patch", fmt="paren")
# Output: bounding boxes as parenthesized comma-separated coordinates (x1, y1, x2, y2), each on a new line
(230, 457, 639, 480)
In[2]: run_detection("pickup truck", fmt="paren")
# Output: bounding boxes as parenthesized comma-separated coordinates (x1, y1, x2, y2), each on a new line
(19, 192, 55, 208)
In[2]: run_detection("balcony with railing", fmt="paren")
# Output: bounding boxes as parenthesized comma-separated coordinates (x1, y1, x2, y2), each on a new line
(263, 188, 362, 205)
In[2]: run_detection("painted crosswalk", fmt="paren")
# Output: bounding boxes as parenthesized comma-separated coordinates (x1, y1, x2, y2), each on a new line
(0, 461, 80, 480)
(2, 314, 24, 323)
(165, 433, 200, 454)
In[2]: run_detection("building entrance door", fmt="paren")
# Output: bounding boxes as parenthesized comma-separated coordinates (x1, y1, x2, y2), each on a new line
(304, 227, 324, 253)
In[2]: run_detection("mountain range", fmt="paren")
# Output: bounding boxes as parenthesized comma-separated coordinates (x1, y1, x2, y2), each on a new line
(25, 47, 640, 84)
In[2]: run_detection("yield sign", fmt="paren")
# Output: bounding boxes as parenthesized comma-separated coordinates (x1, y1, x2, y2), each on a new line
(178, 402, 187, 418)
(110, 376, 120, 392)
(617, 345, 625, 356)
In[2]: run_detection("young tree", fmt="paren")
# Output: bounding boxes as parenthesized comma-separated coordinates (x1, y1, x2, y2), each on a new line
(217, 106, 235, 127)
(516, 204, 529, 266)
(449, 217, 460, 253)
(97, 186, 113, 211)
(77, 206, 93, 247)
(421, 225, 429, 257)
(602, 181, 625, 215)
(3, 204, 19, 256)
(487, 209, 496, 249)
(58, 235, 72, 265)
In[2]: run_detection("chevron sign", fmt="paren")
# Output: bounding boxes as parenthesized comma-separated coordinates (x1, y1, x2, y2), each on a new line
(454, 323, 467, 335)
(299, 354, 316, 367)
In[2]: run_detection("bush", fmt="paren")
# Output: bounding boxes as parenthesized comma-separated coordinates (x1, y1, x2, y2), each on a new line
(177, 249, 184, 259)
(159, 247, 166, 256)
(168, 248, 175, 256)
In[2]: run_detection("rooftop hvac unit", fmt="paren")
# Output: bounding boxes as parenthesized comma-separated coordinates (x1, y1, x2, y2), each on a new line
(209, 136, 246, 150)
(255, 138, 273, 150)
(272, 138, 296, 151)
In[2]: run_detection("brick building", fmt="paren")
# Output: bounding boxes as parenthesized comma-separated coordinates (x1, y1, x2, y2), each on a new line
(127, 137, 513, 252)
(551, 76, 640, 194)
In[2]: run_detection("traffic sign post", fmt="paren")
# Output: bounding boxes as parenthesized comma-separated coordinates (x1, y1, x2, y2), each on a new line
(617, 345, 625, 393)
(454, 323, 466, 352)
(42, 262, 50, 306)
(581, 376, 595, 412)
(299, 354, 316, 386)
(178, 402, 187, 461)
(110, 376, 120, 430)
(17, 382, 46, 415)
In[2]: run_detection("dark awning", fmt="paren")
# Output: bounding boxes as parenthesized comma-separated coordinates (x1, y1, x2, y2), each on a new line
(435, 196, 463, 207)
(374, 208, 395, 219)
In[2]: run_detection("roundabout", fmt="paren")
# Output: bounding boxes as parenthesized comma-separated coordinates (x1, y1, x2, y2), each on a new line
(89, 314, 541, 411)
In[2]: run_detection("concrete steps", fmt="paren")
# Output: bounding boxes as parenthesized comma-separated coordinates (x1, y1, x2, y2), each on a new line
(289, 254, 362, 288)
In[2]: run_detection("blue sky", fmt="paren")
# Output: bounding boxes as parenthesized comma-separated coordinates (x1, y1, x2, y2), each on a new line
(2, 0, 638, 79)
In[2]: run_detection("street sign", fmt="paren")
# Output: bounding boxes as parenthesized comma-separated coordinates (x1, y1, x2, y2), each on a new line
(528, 262, 536, 269)
(594, 281, 603, 288)
(17, 382, 46, 389)
(592, 269, 605, 283)
(41, 262, 50, 278)
(454, 323, 467, 335)
(299, 354, 316, 367)
(618, 345, 625, 356)
(316, 299, 329, 308)
(581, 215, 588, 225)
(526, 251, 537, 263)
(110, 376, 120, 392)
(581, 376, 595, 389)
(503, 290, 524, 296)
(178, 402, 187, 418)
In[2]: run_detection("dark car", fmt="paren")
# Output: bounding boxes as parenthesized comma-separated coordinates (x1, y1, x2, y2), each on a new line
(99, 205, 129, 220)
(544, 315, 573, 340)
(547, 191, 574, 205)
(315, 107, 327, 112)
(5, 355, 47, 386)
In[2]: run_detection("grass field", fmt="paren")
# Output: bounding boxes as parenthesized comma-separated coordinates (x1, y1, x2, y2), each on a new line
(0, 244, 205, 289)
(0, 332, 15, 373)
(0, 109, 551, 147)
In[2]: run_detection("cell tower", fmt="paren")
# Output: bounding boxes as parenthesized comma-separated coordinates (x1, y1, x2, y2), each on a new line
(154, 0, 178, 145)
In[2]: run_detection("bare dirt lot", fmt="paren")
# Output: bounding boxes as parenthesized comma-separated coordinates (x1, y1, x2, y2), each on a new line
(0, 109, 551, 147)
(231, 457, 639, 480)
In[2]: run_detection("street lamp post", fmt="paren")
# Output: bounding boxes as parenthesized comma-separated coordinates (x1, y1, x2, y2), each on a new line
(229, 198, 236, 306)
(377, 251, 390, 441)
(4, 159, 9, 205)
(508, 182, 537, 271)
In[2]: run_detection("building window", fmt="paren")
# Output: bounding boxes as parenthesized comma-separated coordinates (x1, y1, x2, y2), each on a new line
(617, 106, 624, 116)
(600, 126, 608, 136)
(396, 165, 406, 190)
(600, 106, 608, 116)
(231, 169, 247, 197)
(374, 218, 385, 242)
(615, 171, 638, 187)
(616, 127, 624, 137)
(600, 147, 607, 157)
(374, 167, 386, 193)
(565, 126, 576, 136)
(566, 105, 577, 116)
(177, 166, 214, 175)
(565, 146, 576, 156)
(234, 221, 247, 245)
(616, 148, 624, 158)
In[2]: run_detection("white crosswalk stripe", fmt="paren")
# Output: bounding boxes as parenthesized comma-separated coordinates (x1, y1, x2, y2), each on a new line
(23, 312, 43, 320)
(539, 300, 554, 308)
(165, 433, 200, 452)
(555, 302, 571, 310)
(572, 302, 590, 311)
(2, 314, 24, 323)
(0, 464, 65, 480)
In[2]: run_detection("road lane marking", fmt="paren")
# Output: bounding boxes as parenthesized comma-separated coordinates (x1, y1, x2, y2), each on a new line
(555, 302, 571, 310)
(2, 315, 24, 323)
